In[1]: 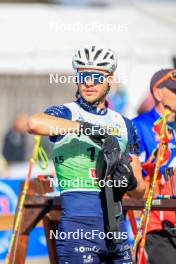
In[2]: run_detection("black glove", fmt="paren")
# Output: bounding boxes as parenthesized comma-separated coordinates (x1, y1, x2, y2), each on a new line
(79, 121, 108, 146)
(113, 152, 137, 192)
(96, 135, 137, 199)
(96, 135, 122, 179)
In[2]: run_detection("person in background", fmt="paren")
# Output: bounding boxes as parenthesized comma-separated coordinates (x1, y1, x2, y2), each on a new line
(108, 87, 127, 114)
(3, 113, 27, 163)
(133, 69, 176, 264)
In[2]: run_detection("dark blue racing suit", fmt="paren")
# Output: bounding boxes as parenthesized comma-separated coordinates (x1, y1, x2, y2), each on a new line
(45, 97, 139, 264)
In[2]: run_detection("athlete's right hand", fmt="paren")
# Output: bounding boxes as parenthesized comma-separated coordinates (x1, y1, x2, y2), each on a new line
(79, 121, 108, 146)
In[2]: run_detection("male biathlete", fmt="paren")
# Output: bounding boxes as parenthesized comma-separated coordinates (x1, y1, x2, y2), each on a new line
(28, 45, 145, 264)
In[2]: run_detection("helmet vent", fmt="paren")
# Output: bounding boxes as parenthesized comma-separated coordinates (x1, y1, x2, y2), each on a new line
(92, 45, 95, 52)
(78, 50, 81, 58)
(93, 49, 103, 61)
(103, 52, 110, 60)
(97, 62, 109, 66)
(75, 60, 85, 65)
(85, 48, 90, 61)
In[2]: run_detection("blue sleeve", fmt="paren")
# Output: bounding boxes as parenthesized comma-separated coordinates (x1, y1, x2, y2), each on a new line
(44, 105, 71, 118)
(132, 117, 146, 154)
(132, 116, 150, 176)
(44, 105, 72, 143)
(123, 117, 140, 156)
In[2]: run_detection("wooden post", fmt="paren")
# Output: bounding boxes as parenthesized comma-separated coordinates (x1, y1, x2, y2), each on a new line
(9, 176, 57, 264)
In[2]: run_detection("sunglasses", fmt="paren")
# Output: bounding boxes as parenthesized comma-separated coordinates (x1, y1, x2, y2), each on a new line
(76, 71, 111, 85)
(153, 70, 176, 90)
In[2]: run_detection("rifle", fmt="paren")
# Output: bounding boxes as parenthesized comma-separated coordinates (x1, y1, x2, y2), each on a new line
(132, 108, 173, 263)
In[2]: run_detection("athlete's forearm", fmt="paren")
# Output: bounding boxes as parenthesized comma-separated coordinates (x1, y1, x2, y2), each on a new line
(127, 156, 146, 199)
(27, 113, 80, 136)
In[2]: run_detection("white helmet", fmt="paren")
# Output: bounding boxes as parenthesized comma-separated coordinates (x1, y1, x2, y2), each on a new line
(72, 45, 117, 73)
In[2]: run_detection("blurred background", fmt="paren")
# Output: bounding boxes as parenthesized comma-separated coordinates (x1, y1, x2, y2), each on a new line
(0, 0, 176, 263)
